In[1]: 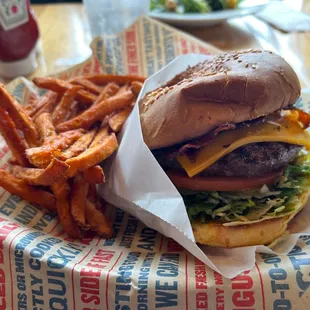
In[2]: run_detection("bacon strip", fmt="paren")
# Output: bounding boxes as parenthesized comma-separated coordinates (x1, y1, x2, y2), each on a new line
(286, 108, 310, 129)
(179, 123, 236, 154)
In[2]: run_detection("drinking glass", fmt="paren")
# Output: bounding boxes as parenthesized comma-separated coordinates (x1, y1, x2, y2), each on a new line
(83, 0, 150, 37)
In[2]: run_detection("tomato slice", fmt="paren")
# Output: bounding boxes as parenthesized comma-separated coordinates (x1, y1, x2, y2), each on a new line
(167, 170, 283, 192)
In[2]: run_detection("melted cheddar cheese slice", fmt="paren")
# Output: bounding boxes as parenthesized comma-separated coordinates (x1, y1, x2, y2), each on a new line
(177, 117, 310, 178)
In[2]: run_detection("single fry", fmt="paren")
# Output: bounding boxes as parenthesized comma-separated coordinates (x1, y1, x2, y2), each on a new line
(0, 108, 29, 166)
(85, 74, 146, 85)
(32, 94, 59, 120)
(83, 165, 105, 184)
(32, 77, 96, 105)
(67, 101, 79, 120)
(56, 91, 134, 132)
(23, 94, 39, 116)
(66, 133, 118, 177)
(85, 199, 113, 237)
(62, 128, 97, 160)
(26, 129, 85, 168)
(35, 112, 57, 144)
(33, 77, 70, 93)
(52, 178, 81, 238)
(76, 89, 97, 105)
(101, 114, 111, 128)
(94, 83, 120, 105)
(0, 84, 39, 147)
(131, 81, 143, 96)
(91, 126, 109, 146)
(52, 86, 82, 126)
(71, 174, 89, 227)
(11, 157, 69, 186)
(8, 157, 19, 165)
(108, 107, 132, 132)
(87, 184, 98, 204)
(25, 91, 58, 117)
(0, 169, 56, 211)
(71, 78, 102, 94)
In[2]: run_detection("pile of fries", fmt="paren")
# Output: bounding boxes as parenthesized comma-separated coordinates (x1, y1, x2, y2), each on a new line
(0, 74, 144, 238)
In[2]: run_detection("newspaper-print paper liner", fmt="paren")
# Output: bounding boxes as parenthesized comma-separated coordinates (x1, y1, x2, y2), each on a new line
(0, 16, 307, 308)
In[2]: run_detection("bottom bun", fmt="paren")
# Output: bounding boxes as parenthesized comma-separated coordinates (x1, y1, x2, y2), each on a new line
(192, 190, 310, 248)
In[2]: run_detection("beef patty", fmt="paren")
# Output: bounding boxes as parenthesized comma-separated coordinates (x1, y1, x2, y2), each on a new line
(153, 142, 302, 178)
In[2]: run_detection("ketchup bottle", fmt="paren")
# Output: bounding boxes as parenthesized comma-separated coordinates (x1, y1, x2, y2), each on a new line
(0, 0, 39, 78)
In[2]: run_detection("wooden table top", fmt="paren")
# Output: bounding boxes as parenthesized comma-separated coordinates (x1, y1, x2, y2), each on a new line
(32, 2, 310, 88)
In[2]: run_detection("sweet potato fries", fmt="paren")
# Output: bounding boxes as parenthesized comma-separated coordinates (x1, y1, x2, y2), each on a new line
(0, 74, 144, 238)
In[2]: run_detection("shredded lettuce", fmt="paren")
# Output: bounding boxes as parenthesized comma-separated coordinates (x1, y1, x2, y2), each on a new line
(150, 0, 165, 11)
(182, 155, 310, 224)
(180, 0, 211, 13)
(150, 0, 244, 13)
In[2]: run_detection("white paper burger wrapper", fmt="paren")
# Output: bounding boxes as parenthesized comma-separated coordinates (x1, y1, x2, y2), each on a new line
(101, 54, 310, 279)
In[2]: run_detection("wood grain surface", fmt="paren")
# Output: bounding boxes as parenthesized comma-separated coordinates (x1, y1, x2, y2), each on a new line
(27, 2, 310, 89)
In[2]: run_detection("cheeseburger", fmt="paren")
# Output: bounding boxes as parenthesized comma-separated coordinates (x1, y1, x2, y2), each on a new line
(140, 50, 310, 248)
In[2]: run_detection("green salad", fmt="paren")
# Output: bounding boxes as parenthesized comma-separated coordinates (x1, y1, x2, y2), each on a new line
(150, 0, 244, 14)
(181, 154, 310, 225)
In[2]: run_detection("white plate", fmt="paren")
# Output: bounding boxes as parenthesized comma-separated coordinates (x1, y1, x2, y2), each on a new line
(149, 0, 269, 27)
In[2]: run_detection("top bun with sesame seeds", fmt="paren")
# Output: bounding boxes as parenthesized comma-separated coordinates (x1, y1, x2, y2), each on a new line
(139, 50, 301, 150)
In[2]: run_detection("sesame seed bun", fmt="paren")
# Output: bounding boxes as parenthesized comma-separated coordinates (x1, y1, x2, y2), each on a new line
(140, 50, 301, 150)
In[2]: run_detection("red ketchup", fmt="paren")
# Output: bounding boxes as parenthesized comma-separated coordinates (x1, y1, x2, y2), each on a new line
(0, 0, 39, 78)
